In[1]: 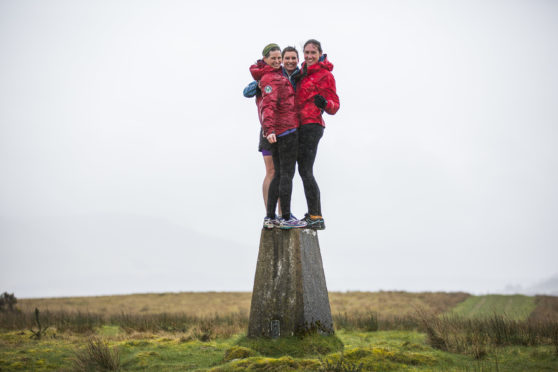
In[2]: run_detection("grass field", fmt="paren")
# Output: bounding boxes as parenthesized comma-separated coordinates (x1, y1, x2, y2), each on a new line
(448, 295, 537, 320)
(1, 291, 557, 371)
(17, 291, 471, 317)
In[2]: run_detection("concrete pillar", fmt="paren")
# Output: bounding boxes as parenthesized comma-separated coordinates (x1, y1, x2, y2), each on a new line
(248, 228, 333, 338)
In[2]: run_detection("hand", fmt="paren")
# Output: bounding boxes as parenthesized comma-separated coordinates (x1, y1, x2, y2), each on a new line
(313, 95, 327, 110)
(267, 133, 277, 143)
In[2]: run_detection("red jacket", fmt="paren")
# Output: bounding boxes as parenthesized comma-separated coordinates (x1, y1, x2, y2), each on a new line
(295, 55, 340, 126)
(250, 60, 299, 137)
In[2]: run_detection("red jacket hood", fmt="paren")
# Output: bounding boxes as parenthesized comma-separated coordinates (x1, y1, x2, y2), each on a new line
(301, 54, 334, 74)
(250, 60, 277, 80)
(295, 54, 339, 126)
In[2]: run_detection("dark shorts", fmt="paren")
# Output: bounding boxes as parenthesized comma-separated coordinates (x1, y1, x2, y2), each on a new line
(258, 128, 272, 155)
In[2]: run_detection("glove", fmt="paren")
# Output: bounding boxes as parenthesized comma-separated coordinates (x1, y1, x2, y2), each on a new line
(243, 81, 258, 98)
(313, 95, 327, 110)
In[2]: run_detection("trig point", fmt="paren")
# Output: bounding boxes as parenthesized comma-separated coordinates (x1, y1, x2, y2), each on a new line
(248, 228, 333, 338)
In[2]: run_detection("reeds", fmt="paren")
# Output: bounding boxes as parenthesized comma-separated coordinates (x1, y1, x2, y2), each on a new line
(1, 306, 557, 353)
(417, 311, 558, 358)
(332, 312, 420, 332)
(0, 309, 247, 339)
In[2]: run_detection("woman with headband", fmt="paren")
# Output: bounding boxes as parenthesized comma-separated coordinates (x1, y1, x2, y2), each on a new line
(249, 43, 306, 229)
(244, 46, 300, 219)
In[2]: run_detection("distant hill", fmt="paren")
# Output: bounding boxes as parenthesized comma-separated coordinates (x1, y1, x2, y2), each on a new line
(525, 274, 558, 296)
(1, 215, 254, 298)
(503, 274, 558, 296)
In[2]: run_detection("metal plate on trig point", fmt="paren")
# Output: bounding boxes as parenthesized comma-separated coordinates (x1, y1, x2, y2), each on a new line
(270, 320, 280, 338)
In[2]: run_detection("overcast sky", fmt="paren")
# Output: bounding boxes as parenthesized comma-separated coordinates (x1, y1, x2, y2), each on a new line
(1, 0, 557, 298)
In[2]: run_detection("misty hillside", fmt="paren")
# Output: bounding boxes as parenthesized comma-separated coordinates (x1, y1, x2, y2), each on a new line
(523, 275, 558, 296)
(2, 215, 557, 298)
(1, 215, 254, 297)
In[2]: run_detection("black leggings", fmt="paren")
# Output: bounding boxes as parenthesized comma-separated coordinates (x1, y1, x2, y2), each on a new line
(297, 123, 324, 216)
(267, 130, 298, 220)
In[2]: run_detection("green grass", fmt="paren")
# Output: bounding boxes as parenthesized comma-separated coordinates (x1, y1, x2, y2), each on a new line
(448, 295, 537, 320)
(1, 328, 557, 371)
(0, 330, 77, 371)
(236, 333, 344, 358)
(2, 293, 557, 370)
(118, 338, 230, 371)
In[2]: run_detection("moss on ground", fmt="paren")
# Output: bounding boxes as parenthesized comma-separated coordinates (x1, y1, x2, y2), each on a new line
(324, 346, 438, 371)
(1, 328, 557, 371)
(210, 356, 321, 372)
(223, 345, 257, 361)
(236, 333, 344, 358)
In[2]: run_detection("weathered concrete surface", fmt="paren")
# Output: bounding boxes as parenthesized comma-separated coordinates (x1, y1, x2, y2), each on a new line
(248, 228, 333, 337)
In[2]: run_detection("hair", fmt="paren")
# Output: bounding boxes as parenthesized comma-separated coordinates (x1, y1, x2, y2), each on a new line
(282, 46, 299, 58)
(263, 46, 281, 58)
(303, 39, 322, 54)
(292, 40, 323, 84)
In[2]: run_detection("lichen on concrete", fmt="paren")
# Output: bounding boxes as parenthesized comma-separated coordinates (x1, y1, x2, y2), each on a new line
(248, 229, 333, 338)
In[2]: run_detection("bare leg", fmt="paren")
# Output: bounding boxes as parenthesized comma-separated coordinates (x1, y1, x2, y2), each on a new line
(263, 155, 281, 216)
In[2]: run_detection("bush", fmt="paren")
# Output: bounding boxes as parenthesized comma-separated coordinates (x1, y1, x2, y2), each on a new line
(0, 292, 17, 312)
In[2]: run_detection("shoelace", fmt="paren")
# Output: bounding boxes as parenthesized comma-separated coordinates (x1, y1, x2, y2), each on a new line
(286, 218, 305, 225)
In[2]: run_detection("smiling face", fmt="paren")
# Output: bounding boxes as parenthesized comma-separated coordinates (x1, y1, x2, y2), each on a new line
(304, 43, 322, 66)
(264, 50, 282, 69)
(282, 51, 299, 74)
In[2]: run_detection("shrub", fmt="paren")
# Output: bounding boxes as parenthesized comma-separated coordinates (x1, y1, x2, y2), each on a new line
(0, 292, 17, 312)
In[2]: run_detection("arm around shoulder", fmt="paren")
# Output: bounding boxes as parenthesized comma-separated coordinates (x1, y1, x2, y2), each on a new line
(243, 81, 258, 98)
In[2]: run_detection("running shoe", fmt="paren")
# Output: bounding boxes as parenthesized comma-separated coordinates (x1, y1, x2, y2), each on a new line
(279, 216, 308, 229)
(263, 217, 279, 229)
(304, 213, 326, 230)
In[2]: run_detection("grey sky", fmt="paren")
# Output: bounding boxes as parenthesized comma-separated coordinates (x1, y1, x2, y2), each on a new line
(1, 0, 557, 298)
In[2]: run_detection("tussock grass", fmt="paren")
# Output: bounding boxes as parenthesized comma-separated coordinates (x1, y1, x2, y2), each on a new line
(72, 337, 120, 371)
(418, 311, 558, 358)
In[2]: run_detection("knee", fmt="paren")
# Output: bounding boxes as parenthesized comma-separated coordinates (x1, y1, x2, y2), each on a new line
(298, 166, 312, 181)
(266, 167, 275, 178)
(283, 169, 296, 181)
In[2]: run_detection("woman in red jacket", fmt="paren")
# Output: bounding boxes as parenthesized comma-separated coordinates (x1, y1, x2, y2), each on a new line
(295, 39, 340, 230)
(250, 44, 307, 229)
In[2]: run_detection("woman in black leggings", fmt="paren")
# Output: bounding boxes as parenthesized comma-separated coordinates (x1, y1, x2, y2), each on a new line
(295, 39, 340, 230)
(250, 43, 307, 229)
